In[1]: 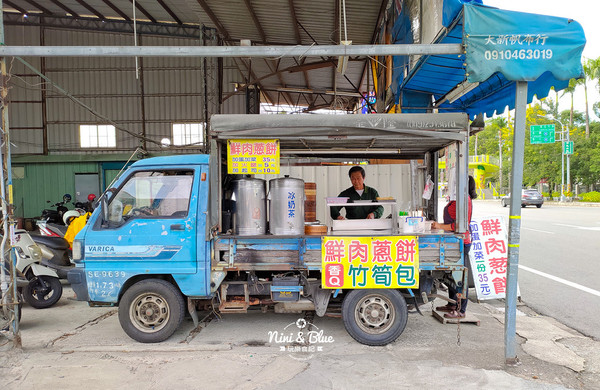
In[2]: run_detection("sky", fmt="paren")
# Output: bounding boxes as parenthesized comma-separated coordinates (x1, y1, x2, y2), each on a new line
(484, 0, 600, 120)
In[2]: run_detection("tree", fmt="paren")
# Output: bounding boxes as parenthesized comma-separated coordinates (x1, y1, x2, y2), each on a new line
(561, 78, 578, 131)
(580, 57, 600, 139)
(569, 121, 600, 188)
(472, 101, 596, 195)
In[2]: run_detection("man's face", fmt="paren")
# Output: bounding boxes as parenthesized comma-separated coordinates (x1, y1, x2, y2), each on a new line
(350, 171, 364, 191)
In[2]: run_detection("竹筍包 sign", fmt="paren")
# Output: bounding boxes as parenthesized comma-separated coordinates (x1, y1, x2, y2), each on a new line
(227, 139, 280, 174)
(322, 236, 419, 289)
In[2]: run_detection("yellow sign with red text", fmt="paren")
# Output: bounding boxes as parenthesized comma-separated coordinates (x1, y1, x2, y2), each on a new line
(227, 139, 280, 174)
(321, 236, 419, 289)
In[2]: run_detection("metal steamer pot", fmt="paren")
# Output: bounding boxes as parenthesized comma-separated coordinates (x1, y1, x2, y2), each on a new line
(232, 178, 267, 235)
(268, 176, 305, 235)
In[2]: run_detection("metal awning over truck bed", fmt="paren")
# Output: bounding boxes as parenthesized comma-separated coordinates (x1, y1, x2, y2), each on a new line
(210, 113, 470, 160)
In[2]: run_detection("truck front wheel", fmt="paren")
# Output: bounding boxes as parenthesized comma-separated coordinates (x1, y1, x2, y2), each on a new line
(342, 289, 407, 346)
(118, 279, 185, 343)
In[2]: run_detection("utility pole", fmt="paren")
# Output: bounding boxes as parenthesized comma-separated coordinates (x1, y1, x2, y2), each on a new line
(550, 116, 567, 202)
(561, 138, 565, 201)
(498, 128, 503, 194)
(566, 125, 571, 197)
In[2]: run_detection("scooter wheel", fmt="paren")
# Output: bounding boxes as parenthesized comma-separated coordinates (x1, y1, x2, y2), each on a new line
(23, 276, 63, 309)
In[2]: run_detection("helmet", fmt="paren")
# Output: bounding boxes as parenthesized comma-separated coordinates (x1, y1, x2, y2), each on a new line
(63, 194, 72, 203)
(87, 193, 97, 202)
(63, 210, 81, 225)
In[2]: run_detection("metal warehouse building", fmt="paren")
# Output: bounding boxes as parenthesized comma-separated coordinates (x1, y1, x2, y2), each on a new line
(4, 0, 386, 220)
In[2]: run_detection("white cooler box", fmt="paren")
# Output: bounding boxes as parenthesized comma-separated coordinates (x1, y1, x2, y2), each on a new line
(399, 216, 425, 233)
(332, 218, 393, 231)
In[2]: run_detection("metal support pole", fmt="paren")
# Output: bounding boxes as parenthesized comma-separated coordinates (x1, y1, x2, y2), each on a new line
(505, 81, 527, 364)
(0, 44, 463, 58)
(0, 0, 21, 347)
(561, 141, 565, 201)
(566, 126, 571, 196)
(409, 160, 419, 212)
(498, 128, 503, 194)
(456, 134, 468, 233)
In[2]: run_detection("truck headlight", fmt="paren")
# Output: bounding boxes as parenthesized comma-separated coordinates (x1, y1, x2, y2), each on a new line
(28, 244, 42, 261)
(72, 239, 84, 262)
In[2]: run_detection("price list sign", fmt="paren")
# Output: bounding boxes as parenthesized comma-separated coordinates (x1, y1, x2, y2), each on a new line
(227, 139, 280, 174)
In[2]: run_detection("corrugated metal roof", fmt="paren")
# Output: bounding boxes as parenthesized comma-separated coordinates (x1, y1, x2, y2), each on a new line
(3, 0, 386, 112)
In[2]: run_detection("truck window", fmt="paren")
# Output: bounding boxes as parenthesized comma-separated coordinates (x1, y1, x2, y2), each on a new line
(108, 170, 194, 223)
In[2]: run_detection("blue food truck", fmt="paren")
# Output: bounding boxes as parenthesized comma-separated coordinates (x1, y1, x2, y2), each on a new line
(68, 113, 472, 346)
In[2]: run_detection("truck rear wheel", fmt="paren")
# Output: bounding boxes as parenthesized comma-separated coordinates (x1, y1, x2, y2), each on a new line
(342, 289, 407, 346)
(118, 279, 185, 343)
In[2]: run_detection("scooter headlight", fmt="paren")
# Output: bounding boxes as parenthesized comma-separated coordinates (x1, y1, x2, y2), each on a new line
(28, 244, 43, 261)
(72, 239, 84, 262)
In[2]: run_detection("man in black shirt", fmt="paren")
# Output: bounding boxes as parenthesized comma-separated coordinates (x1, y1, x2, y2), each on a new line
(330, 166, 384, 220)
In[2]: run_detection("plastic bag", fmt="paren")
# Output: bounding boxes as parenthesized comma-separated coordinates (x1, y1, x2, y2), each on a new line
(422, 175, 434, 200)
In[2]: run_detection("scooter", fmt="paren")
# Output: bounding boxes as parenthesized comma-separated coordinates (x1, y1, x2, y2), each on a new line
(10, 229, 63, 309)
(37, 197, 91, 237)
(29, 232, 73, 280)
(40, 194, 73, 225)
(36, 218, 68, 238)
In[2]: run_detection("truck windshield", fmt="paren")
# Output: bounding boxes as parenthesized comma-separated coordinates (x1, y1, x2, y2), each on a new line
(108, 170, 193, 223)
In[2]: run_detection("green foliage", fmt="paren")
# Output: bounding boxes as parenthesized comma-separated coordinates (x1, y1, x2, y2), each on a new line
(569, 121, 600, 186)
(580, 191, 600, 202)
(541, 192, 550, 197)
(551, 191, 560, 198)
(474, 91, 600, 192)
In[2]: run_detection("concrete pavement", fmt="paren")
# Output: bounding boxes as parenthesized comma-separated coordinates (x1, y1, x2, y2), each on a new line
(2, 284, 599, 389)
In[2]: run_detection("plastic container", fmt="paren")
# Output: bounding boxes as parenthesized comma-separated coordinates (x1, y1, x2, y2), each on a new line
(326, 197, 349, 204)
(400, 216, 424, 233)
(423, 220, 433, 232)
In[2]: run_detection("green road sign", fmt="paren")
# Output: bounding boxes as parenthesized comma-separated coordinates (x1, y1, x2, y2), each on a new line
(530, 124, 556, 144)
(563, 141, 574, 155)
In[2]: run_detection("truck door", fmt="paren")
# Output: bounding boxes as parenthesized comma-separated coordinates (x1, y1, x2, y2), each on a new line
(84, 167, 200, 302)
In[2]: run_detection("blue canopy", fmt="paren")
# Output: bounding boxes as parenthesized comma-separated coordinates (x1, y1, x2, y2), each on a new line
(392, 0, 586, 118)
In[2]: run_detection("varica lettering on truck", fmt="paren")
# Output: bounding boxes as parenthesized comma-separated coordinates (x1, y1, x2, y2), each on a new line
(68, 113, 471, 346)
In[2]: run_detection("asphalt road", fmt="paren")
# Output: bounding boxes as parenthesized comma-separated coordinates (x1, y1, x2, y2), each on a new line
(468, 200, 600, 340)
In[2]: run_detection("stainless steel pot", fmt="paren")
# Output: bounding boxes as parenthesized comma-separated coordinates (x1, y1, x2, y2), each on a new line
(268, 176, 305, 235)
(232, 178, 266, 235)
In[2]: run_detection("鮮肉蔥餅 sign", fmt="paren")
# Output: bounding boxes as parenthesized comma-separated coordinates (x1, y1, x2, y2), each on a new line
(227, 139, 280, 174)
(321, 236, 419, 289)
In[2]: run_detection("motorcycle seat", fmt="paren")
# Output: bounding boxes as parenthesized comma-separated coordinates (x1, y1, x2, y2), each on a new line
(30, 234, 70, 250)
